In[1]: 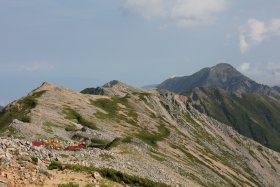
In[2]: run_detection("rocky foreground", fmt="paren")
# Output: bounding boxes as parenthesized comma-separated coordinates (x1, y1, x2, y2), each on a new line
(0, 137, 129, 187)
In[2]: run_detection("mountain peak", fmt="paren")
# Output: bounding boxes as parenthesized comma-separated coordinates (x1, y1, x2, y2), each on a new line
(81, 80, 143, 97)
(212, 63, 234, 69)
(39, 81, 55, 89)
(158, 63, 280, 98)
(210, 63, 240, 75)
(31, 82, 56, 94)
(102, 80, 139, 92)
(103, 80, 125, 88)
(41, 81, 55, 88)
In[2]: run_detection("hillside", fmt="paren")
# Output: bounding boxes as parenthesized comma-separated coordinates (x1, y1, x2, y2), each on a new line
(158, 63, 280, 99)
(157, 63, 280, 152)
(0, 82, 279, 186)
(189, 87, 280, 152)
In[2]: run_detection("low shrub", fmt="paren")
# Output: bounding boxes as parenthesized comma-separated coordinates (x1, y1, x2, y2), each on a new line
(91, 96, 138, 126)
(104, 138, 121, 150)
(65, 125, 77, 132)
(97, 168, 170, 187)
(64, 164, 92, 174)
(136, 122, 170, 147)
(31, 156, 38, 165)
(57, 182, 79, 187)
(51, 163, 171, 187)
(122, 136, 133, 143)
(63, 108, 98, 130)
(60, 154, 69, 158)
(48, 161, 63, 170)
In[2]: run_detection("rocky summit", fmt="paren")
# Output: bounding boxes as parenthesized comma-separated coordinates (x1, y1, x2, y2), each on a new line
(0, 80, 280, 187)
(157, 63, 280, 98)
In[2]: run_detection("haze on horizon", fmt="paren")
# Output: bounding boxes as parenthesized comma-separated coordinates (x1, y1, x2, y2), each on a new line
(1, 0, 280, 105)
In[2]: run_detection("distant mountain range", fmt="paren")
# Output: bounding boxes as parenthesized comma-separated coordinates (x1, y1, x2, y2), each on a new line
(141, 84, 159, 89)
(158, 63, 280, 152)
(0, 105, 3, 112)
(273, 86, 280, 92)
(158, 63, 280, 99)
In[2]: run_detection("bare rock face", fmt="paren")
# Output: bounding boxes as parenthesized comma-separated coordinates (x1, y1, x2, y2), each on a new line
(38, 82, 55, 90)
(0, 82, 280, 186)
(81, 80, 145, 97)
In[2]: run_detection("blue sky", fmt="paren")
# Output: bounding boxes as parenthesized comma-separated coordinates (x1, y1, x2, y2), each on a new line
(1, 0, 280, 105)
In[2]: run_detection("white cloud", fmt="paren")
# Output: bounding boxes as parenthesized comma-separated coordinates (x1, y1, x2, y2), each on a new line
(238, 62, 280, 86)
(239, 19, 280, 53)
(239, 34, 249, 53)
(0, 61, 55, 72)
(122, 0, 230, 27)
(238, 62, 250, 73)
(16, 62, 54, 72)
(122, 0, 166, 20)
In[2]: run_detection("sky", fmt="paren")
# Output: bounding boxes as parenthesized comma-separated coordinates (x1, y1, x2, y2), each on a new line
(1, 0, 280, 105)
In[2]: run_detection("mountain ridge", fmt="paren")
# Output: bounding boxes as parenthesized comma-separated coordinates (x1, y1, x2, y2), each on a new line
(158, 63, 280, 99)
(188, 87, 280, 152)
(81, 80, 146, 97)
(1, 81, 279, 186)
(157, 63, 280, 152)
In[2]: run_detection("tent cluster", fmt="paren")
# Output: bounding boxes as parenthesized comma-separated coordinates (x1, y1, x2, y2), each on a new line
(32, 137, 86, 150)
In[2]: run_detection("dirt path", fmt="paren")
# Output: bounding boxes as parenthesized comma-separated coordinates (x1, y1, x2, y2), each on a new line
(0, 168, 124, 187)
(43, 170, 93, 187)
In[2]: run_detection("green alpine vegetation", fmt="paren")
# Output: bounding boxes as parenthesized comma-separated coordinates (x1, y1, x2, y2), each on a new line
(136, 122, 170, 147)
(91, 96, 138, 126)
(63, 107, 98, 130)
(191, 87, 280, 152)
(158, 63, 280, 152)
(0, 90, 47, 132)
(48, 162, 170, 187)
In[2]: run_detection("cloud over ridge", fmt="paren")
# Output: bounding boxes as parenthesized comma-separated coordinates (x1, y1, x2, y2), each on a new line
(122, 0, 230, 27)
(239, 19, 280, 53)
(238, 62, 280, 86)
(0, 61, 55, 72)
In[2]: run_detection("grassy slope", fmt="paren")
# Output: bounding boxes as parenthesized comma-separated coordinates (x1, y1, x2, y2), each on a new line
(0, 90, 47, 132)
(91, 96, 138, 126)
(91, 95, 170, 148)
(195, 88, 280, 152)
(48, 162, 170, 187)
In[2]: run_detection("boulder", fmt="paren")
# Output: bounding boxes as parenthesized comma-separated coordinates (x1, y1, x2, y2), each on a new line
(38, 168, 52, 179)
(18, 155, 32, 162)
(92, 171, 102, 179)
